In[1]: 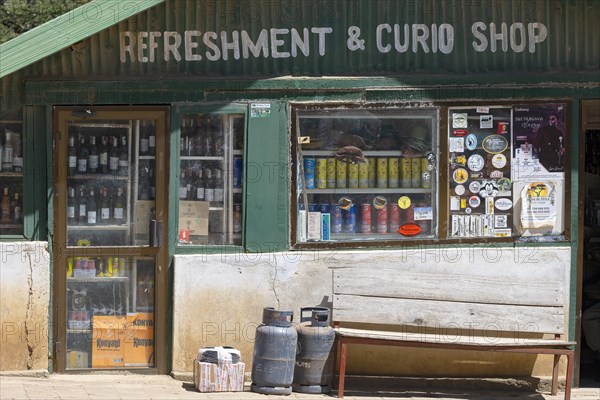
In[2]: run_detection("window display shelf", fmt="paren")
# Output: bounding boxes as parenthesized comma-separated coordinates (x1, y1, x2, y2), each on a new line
(68, 175, 128, 181)
(305, 188, 431, 195)
(68, 225, 129, 231)
(0, 224, 21, 229)
(180, 156, 225, 161)
(69, 123, 130, 129)
(67, 329, 92, 334)
(0, 172, 23, 178)
(302, 150, 405, 157)
(139, 156, 155, 160)
(68, 277, 129, 283)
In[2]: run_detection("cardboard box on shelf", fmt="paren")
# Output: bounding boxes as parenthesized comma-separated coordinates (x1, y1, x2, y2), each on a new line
(134, 200, 155, 236)
(193, 360, 245, 392)
(123, 313, 154, 367)
(179, 201, 209, 236)
(91, 316, 125, 368)
(67, 351, 89, 369)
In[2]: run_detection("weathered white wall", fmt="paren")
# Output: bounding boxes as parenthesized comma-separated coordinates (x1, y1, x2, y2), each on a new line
(173, 246, 572, 378)
(0, 242, 50, 371)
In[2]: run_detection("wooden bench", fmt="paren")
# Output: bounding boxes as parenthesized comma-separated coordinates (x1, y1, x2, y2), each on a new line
(332, 255, 575, 399)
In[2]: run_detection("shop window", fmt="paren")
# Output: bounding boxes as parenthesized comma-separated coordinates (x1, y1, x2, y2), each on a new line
(178, 113, 244, 246)
(0, 109, 24, 236)
(293, 107, 439, 244)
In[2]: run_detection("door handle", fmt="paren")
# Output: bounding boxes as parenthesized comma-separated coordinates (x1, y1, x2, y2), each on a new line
(149, 219, 163, 247)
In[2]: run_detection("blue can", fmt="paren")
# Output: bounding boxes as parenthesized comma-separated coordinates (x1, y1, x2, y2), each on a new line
(330, 203, 342, 233)
(317, 203, 330, 214)
(299, 203, 318, 212)
(342, 204, 356, 233)
(233, 156, 243, 188)
(304, 158, 315, 189)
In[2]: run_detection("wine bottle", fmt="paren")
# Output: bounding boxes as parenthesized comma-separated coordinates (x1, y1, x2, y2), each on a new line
(179, 168, 188, 199)
(195, 168, 205, 201)
(113, 187, 125, 224)
(68, 134, 77, 176)
(109, 137, 119, 175)
(138, 164, 149, 200)
(99, 136, 109, 174)
(148, 121, 156, 156)
(77, 186, 87, 225)
(88, 136, 99, 174)
(1, 187, 10, 224)
(118, 135, 129, 176)
(12, 192, 22, 224)
(204, 167, 214, 202)
(186, 168, 194, 200)
(11, 130, 22, 173)
(2, 130, 14, 172)
(77, 136, 88, 174)
(99, 187, 111, 224)
(139, 121, 150, 156)
(67, 187, 76, 225)
(214, 167, 224, 202)
(87, 187, 97, 225)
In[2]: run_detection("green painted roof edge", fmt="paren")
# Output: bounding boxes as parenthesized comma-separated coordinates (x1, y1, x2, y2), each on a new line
(0, 0, 165, 79)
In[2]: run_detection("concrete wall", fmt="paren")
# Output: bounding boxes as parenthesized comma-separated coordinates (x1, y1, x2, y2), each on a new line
(0, 242, 50, 371)
(172, 246, 571, 378)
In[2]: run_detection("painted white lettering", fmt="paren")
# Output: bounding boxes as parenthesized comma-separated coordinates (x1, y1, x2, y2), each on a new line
(528, 22, 547, 53)
(148, 32, 161, 62)
(291, 28, 309, 57)
(164, 32, 182, 62)
(471, 22, 488, 52)
(412, 24, 429, 53)
(438, 23, 454, 54)
(220, 31, 240, 60)
(241, 29, 269, 58)
(311, 27, 332, 56)
(184, 31, 202, 61)
(120, 31, 135, 62)
(270, 28, 290, 58)
(376, 24, 392, 53)
(203, 31, 221, 61)
(510, 23, 526, 52)
(137, 32, 149, 62)
(431, 24, 438, 53)
(394, 24, 409, 52)
(489, 22, 508, 52)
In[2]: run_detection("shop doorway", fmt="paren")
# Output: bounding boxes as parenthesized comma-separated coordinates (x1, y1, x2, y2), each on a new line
(578, 100, 600, 386)
(52, 107, 169, 373)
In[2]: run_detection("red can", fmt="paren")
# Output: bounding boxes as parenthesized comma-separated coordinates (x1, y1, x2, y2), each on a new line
(377, 206, 388, 233)
(389, 204, 400, 233)
(360, 204, 372, 233)
(402, 204, 415, 224)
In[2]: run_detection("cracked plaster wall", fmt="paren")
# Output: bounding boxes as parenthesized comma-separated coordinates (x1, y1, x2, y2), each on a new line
(0, 242, 50, 371)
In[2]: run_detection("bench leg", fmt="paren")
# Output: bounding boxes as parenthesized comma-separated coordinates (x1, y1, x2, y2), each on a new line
(551, 354, 560, 396)
(564, 351, 574, 400)
(338, 341, 347, 398)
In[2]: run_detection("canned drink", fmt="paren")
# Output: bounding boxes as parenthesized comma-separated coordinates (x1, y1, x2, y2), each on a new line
(358, 161, 369, 188)
(377, 206, 388, 233)
(367, 158, 376, 188)
(326, 158, 337, 188)
(421, 157, 432, 189)
(330, 203, 342, 233)
(377, 158, 388, 188)
(400, 157, 411, 188)
(308, 203, 318, 212)
(233, 203, 242, 233)
(233, 156, 243, 189)
(317, 203, 330, 214)
(388, 158, 399, 188)
(410, 157, 421, 188)
(348, 162, 359, 188)
(336, 159, 347, 188)
(360, 204, 372, 233)
(342, 204, 356, 233)
(315, 158, 327, 189)
(403, 204, 415, 224)
(304, 158, 315, 189)
(389, 204, 400, 232)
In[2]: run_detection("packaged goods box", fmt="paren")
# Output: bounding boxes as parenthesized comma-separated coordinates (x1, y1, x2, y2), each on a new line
(92, 316, 125, 368)
(123, 313, 154, 367)
(193, 360, 245, 392)
(179, 201, 209, 237)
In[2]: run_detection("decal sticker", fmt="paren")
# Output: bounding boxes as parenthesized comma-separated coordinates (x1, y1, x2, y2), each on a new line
(482, 135, 508, 154)
(466, 134, 478, 151)
(414, 207, 433, 221)
(449, 137, 465, 152)
(485, 197, 495, 214)
(469, 181, 481, 194)
(453, 129, 467, 136)
(497, 121, 509, 135)
(397, 196, 411, 210)
(491, 154, 507, 168)
(490, 170, 504, 179)
(467, 154, 485, 172)
(398, 223, 421, 237)
(495, 198, 513, 211)
(460, 198, 467, 209)
(450, 196, 460, 211)
(451, 154, 467, 167)
(496, 177, 512, 192)
(373, 196, 387, 209)
(480, 115, 493, 129)
(470, 172, 483, 179)
(465, 207, 472, 214)
(494, 228, 512, 237)
(469, 196, 481, 208)
(452, 113, 468, 128)
(476, 106, 490, 114)
(479, 180, 499, 198)
(453, 168, 468, 184)
(494, 215, 508, 228)
(455, 184, 466, 196)
(339, 196, 353, 210)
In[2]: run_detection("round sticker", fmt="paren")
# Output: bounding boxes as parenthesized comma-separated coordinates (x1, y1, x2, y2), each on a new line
(495, 198, 513, 211)
(482, 135, 508, 154)
(467, 154, 485, 172)
(453, 168, 468, 184)
(398, 196, 411, 209)
(479, 180, 499, 198)
(465, 207, 472, 214)
(469, 196, 481, 208)
(497, 177, 512, 192)
(455, 184, 466, 196)
(492, 154, 507, 168)
(466, 134, 478, 151)
(469, 181, 481, 194)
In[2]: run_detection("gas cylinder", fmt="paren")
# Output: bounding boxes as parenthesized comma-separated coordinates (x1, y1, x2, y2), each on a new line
(251, 307, 297, 395)
(292, 307, 336, 393)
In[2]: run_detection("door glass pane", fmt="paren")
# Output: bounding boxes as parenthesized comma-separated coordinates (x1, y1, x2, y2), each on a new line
(178, 113, 244, 245)
(66, 256, 155, 369)
(0, 110, 24, 236)
(65, 120, 156, 247)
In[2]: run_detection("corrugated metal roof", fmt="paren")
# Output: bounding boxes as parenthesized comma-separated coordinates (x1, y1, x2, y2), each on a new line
(0, 0, 165, 78)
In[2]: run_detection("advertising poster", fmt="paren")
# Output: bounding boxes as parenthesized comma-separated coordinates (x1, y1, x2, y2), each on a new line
(448, 107, 513, 238)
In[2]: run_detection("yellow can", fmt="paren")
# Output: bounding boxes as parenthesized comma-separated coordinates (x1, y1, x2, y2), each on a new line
(367, 158, 376, 188)
(377, 158, 388, 188)
(400, 157, 411, 188)
(421, 157, 432, 189)
(388, 158, 399, 188)
(326, 158, 336, 188)
(336, 159, 347, 188)
(315, 158, 327, 189)
(411, 157, 421, 188)
(358, 161, 369, 188)
(348, 162, 359, 188)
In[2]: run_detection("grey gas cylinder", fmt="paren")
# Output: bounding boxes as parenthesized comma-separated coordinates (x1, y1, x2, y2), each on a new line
(250, 307, 298, 396)
(292, 307, 336, 393)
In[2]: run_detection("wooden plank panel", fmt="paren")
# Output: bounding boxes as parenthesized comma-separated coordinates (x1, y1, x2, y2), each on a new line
(333, 294, 564, 334)
(334, 266, 564, 307)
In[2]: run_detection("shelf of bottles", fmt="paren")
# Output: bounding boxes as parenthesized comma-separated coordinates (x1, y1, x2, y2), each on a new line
(178, 113, 244, 245)
(0, 114, 23, 236)
(65, 120, 156, 247)
(295, 109, 438, 243)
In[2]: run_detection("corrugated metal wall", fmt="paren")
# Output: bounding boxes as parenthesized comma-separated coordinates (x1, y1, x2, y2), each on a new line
(1, 0, 599, 113)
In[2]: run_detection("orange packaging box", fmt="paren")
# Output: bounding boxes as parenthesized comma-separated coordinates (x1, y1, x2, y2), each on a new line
(123, 313, 155, 367)
(92, 316, 125, 368)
